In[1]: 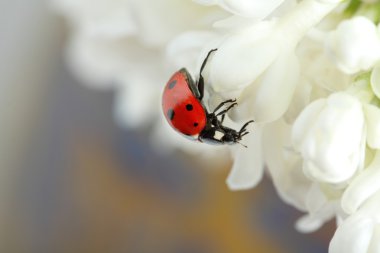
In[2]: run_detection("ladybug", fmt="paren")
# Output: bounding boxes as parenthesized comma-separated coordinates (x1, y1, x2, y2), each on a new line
(162, 49, 254, 146)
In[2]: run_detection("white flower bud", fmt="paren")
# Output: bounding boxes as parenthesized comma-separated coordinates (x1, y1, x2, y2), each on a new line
(325, 16, 380, 74)
(292, 93, 366, 183)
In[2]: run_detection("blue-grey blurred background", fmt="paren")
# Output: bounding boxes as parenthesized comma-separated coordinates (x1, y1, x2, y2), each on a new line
(0, 0, 335, 252)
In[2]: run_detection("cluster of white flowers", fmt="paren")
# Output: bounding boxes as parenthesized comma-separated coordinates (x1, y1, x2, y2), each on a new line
(54, 0, 380, 252)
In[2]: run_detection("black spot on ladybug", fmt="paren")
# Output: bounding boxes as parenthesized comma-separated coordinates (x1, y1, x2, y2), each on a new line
(167, 109, 175, 120)
(193, 122, 198, 127)
(168, 80, 177, 89)
(186, 104, 193, 111)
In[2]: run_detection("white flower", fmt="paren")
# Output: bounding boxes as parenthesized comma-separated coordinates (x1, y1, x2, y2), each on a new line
(325, 16, 380, 74)
(292, 92, 366, 184)
(56, 0, 380, 251)
(330, 190, 380, 253)
(285, 37, 352, 123)
(206, 0, 340, 123)
(317, 0, 344, 3)
(211, 33, 300, 123)
(194, 0, 285, 18)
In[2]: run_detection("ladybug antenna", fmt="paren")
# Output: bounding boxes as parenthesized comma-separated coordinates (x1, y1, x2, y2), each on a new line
(237, 141, 248, 148)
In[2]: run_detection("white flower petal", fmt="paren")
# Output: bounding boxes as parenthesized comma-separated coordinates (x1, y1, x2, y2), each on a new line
(166, 31, 218, 72)
(283, 76, 313, 124)
(330, 191, 380, 253)
(295, 184, 337, 233)
(306, 183, 328, 213)
(329, 215, 374, 253)
(213, 15, 261, 30)
(291, 99, 325, 150)
(193, 0, 218, 6)
(209, 21, 278, 92)
(325, 16, 380, 74)
(368, 226, 380, 253)
(296, 214, 326, 233)
(317, 0, 345, 3)
(364, 104, 380, 149)
(264, 120, 310, 211)
(252, 49, 300, 122)
(226, 124, 263, 190)
(371, 63, 380, 100)
(220, 0, 284, 18)
(268, 0, 297, 18)
(360, 190, 380, 217)
(194, 0, 284, 18)
(341, 151, 380, 214)
(294, 93, 365, 183)
(227, 49, 300, 122)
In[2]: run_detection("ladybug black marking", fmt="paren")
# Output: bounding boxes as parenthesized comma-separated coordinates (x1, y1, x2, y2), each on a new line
(162, 49, 254, 146)
(167, 109, 175, 120)
(168, 80, 176, 89)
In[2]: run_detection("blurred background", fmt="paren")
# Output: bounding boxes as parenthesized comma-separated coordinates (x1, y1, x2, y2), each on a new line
(0, 0, 335, 252)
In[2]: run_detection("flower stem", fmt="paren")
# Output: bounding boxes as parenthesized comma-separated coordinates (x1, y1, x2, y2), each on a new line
(344, 0, 362, 17)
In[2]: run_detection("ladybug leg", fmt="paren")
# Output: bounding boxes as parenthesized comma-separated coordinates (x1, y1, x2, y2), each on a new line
(240, 131, 249, 138)
(220, 114, 226, 124)
(207, 99, 237, 126)
(238, 120, 254, 136)
(200, 49, 218, 74)
(197, 48, 217, 100)
(197, 77, 205, 100)
(215, 102, 238, 117)
(212, 98, 236, 114)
